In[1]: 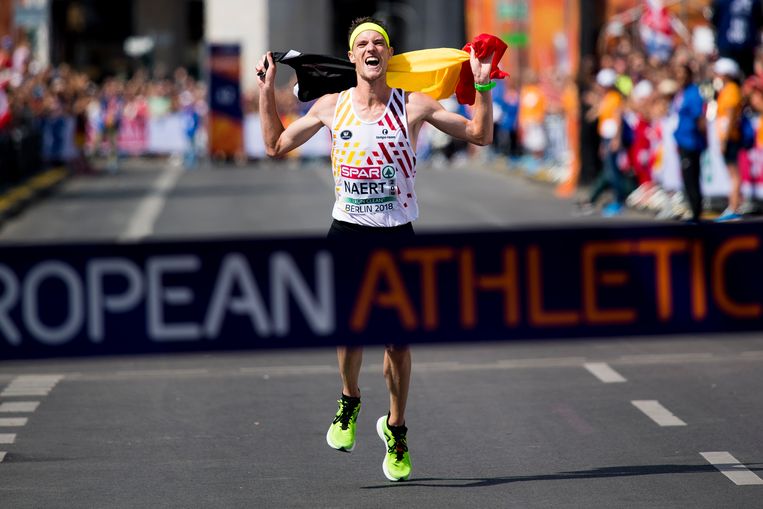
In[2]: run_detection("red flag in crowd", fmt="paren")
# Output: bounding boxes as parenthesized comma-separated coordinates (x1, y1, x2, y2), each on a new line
(639, 0, 675, 62)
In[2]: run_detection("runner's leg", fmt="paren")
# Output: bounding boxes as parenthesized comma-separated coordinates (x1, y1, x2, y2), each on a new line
(728, 161, 741, 212)
(384, 345, 411, 426)
(680, 148, 703, 221)
(337, 346, 363, 397)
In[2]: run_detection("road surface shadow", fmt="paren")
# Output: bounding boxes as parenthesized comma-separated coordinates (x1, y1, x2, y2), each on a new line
(360, 463, 762, 489)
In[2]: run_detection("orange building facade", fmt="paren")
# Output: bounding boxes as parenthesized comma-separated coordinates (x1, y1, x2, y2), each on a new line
(1, 2, 12, 37)
(465, 0, 581, 77)
(465, 0, 712, 78)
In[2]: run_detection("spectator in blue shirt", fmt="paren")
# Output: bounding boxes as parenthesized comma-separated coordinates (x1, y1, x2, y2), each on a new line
(672, 63, 707, 222)
(492, 79, 521, 160)
(180, 91, 201, 169)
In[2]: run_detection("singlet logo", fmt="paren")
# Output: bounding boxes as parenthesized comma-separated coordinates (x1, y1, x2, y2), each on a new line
(382, 165, 396, 178)
(340, 130, 353, 140)
(375, 126, 398, 141)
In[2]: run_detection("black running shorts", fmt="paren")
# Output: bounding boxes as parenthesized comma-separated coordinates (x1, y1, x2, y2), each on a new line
(327, 219, 415, 238)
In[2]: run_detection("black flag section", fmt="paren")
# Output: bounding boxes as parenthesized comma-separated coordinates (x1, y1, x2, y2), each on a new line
(272, 50, 356, 102)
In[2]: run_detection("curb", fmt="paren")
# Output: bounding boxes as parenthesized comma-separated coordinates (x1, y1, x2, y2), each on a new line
(0, 168, 69, 228)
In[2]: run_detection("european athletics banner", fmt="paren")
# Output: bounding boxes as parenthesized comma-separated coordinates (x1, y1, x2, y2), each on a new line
(1, 223, 762, 360)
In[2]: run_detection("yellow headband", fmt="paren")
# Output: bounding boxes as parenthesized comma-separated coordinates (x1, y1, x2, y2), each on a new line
(349, 23, 390, 49)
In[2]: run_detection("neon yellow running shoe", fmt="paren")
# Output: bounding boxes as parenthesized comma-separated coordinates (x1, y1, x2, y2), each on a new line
(326, 397, 361, 452)
(376, 415, 412, 481)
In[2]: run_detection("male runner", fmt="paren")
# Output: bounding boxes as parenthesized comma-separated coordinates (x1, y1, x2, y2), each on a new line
(256, 17, 495, 482)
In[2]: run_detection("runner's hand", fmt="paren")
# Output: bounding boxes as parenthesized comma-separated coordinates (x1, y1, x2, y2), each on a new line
(256, 52, 276, 88)
(470, 47, 494, 86)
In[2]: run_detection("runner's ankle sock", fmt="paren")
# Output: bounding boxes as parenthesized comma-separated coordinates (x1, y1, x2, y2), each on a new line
(341, 394, 361, 405)
(386, 414, 407, 433)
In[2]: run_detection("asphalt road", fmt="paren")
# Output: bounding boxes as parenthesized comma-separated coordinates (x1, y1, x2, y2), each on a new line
(1, 336, 762, 508)
(0, 159, 761, 508)
(0, 157, 652, 243)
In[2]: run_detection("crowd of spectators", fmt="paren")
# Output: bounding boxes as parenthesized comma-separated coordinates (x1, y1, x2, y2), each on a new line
(0, 28, 321, 187)
(576, 0, 763, 222)
(5, 1, 763, 226)
(0, 32, 209, 187)
(485, 0, 763, 222)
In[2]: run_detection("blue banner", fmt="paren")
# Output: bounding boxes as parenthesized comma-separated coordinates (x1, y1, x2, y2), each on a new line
(207, 43, 243, 157)
(1, 223, 763, 359)
(208, 44, 243, 121)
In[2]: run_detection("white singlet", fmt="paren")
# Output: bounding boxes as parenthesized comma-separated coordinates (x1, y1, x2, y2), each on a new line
(330, 87, 418, 227)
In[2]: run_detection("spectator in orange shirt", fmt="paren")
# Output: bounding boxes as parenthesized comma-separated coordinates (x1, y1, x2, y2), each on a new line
(518, 70, 547, 166)
(713, 58, 744, 221)
(579, 68, 626, 216)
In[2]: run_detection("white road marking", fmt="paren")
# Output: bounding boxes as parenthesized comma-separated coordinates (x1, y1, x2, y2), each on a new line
(498, 356, 588, 368)
(631, 400, 687, 426)
(0, 376, 62, 467)
(583, 362, 627, 383)
(120, 164, 183, 241)
(700, 452, 763, 486)
(1, 389, 50, 396)
(0, 418, 28, 427)
(0, 402, 40, 413)
(1, 375, 63, 397)
(411, 361, 462, 372)
(618, 353, 714, 364)
(240, 365, 336, 376)
(9, 375, 59, 380)
(115, 368, 210, 377)
(13, 375, 61, 381)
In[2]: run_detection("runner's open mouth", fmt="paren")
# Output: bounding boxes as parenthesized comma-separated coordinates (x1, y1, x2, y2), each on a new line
(365, 57, 380, 67)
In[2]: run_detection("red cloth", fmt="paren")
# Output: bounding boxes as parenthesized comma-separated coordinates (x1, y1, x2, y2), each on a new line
(628, 117, 655, 185)
(456, 34, 509, 105)
(641, 5, 673, 36)
(0, 89, 9, 131)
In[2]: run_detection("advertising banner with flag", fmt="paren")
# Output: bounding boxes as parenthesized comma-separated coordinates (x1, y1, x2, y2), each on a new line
(208, 43, 243, 158)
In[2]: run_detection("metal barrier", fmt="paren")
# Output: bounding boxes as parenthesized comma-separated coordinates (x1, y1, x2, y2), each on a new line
(0, 119, 44, 191)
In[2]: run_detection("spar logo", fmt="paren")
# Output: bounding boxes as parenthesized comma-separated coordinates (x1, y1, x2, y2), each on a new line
(340, 165, 382, 180)
(382, 165, 396, 178)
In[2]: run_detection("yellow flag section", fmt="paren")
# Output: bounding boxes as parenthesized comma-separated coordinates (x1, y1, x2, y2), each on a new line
(387, 48, 469, 100)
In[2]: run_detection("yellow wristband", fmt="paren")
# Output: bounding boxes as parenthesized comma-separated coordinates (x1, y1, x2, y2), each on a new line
(474, 81, 496, 92)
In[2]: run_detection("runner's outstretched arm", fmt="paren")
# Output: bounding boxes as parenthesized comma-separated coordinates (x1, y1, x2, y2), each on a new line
(256, 51, 331, 158)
